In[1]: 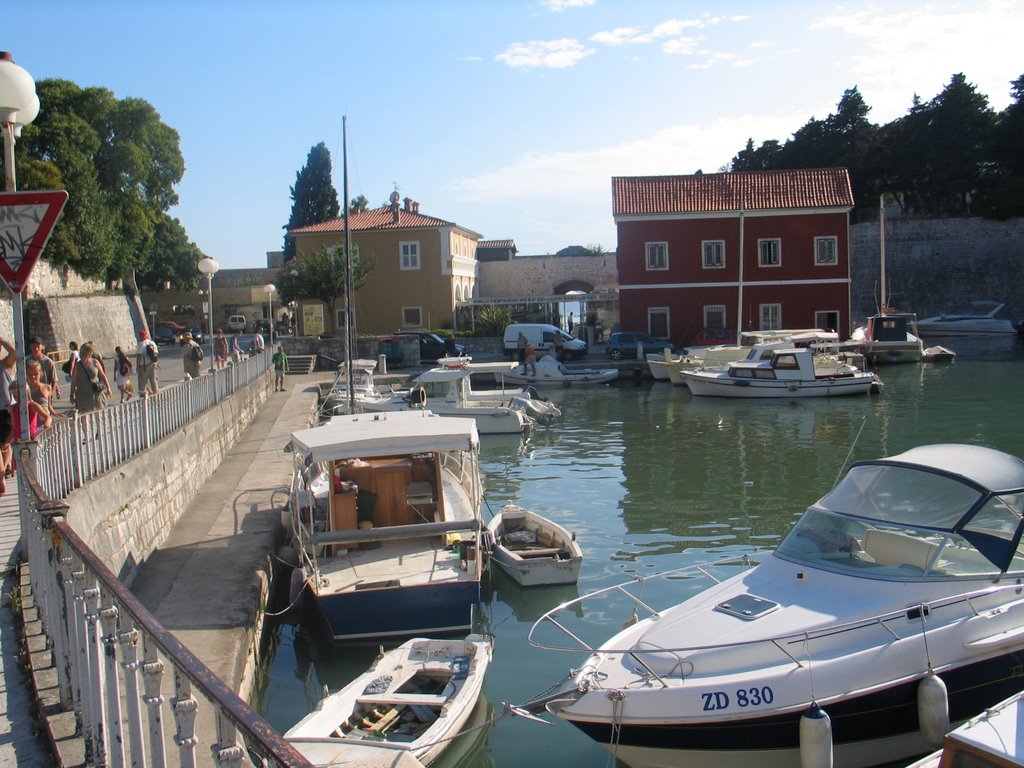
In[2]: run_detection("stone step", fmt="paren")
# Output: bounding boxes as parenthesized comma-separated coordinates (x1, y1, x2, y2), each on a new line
(285, 354, 317, 374)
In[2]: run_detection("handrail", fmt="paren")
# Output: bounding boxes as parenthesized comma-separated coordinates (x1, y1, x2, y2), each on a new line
(528, 553, 1024, 661)
(19, 450, 313, 768)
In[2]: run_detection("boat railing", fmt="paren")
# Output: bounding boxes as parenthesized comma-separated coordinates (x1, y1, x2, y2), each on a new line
(311, 518, 480, 547)
(529, 555, 1024, 667)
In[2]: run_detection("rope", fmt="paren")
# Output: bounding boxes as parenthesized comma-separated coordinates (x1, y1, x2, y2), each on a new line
(262, 573, 313, 618)
(918, 604, 934, 671)
(606, 689, 626, 768)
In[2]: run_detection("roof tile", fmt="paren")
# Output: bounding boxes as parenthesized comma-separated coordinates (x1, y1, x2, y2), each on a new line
(291, 204, 454, 235)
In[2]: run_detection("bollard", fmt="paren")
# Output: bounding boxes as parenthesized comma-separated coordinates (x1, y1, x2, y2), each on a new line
(377, 353, 387, 375)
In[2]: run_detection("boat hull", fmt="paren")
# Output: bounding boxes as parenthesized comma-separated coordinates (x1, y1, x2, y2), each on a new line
(560, 650, 1024, 768)
(683, 373, 875, 398)
(487, 507, 583, 587)
(312, 575, 482, 641)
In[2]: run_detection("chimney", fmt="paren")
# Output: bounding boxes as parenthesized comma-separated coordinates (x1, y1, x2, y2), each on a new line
(411, 200, 419, 214)
(403, 196, 412, 212)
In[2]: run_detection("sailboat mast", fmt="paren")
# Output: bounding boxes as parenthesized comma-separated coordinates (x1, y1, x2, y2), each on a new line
(343, 115, 355, 411)
(879, 195, 886, 313)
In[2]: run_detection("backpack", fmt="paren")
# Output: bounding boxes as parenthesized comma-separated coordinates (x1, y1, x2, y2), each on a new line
(190, 344, 204, 362)
(146, 342, 159, 362)
(61, 359, 72, 375)
(119, 356, 132, 377)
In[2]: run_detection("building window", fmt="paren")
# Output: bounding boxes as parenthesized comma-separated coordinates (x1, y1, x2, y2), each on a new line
(815, 236, 838, 265)
(400, 241, 420, 270)
(335, 309, 348, 329)
(402, 306, 423, 327)
(702, 240, 725, 269)
(815, 310, 840, 333)
(648, 308, 670, 338)
(760, 303, 782, 330)
(758, 238, 781, 267)
(703, 304, 726, 328)
(645, 242, 668, 271)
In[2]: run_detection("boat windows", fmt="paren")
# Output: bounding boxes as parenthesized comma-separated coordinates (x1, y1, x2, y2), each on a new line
(772, 354, 799, 370)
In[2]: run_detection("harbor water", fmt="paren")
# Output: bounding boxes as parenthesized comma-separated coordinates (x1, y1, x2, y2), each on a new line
(257, 336, 1024, 767)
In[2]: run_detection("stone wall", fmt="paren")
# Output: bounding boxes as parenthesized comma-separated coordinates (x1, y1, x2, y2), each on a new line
(28, 260, 110, 298)
(478, 253, 618, 297)
(26, 294, 141, 359)
(850, 216, 1024, 326)
(65, 373, 272, 585)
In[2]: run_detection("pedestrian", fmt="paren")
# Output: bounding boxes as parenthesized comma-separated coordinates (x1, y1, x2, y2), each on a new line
(213, 329, 228, 369)
(24, 360, 58, 428)
(27, 359, 61, 422)
(182, 332, 203, 380)
(444, 333, 457, 357)
(272, 344, 288, 391)
(29, 337, 61, 400)
(135, 329, 160, 396)
(231, 329, 243, 363)
(252, 327, 265, 355)
(9, 380, 51, 440)
(568, 312, 574, 334)
(70, 342, 111, 413)
(517, 331, 528, 372)
(62, 341, 80, 384)
(0, 336, 17, 495)
(553, 330, 566, 363)
(113, 346, 134, 402)
(524, 342, 536, 376)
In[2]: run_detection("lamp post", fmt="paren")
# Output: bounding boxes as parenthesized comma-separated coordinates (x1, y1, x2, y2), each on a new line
(263, 283, 276, 348)
(197, 257, 219, 372)
(0, 51, 40, 441)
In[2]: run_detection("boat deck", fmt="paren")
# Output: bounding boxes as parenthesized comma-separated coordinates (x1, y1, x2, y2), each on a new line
(317, 537, 471, 596)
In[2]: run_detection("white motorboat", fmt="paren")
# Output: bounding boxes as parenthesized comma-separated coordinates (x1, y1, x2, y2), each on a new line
(681, 346, 880, 398)
(497, 354, 618, 387)
(917, 301, 1020, 336)
(288, 411, 485, 641)
(432, 358, 562, 422)
(922, 345, 957, 363)
(852, 311, 925, 364)
(485, 503, 583, 587)
(528, 443, 1024, 768)
(907, 688, 1024, 768)
(286, 634, 492, 767)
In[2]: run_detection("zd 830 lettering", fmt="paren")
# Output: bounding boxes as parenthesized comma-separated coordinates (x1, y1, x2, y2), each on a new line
(701, 686, 774, 711)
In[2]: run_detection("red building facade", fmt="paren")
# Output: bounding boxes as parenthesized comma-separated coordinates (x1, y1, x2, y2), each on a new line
(613, 169, 855, 345)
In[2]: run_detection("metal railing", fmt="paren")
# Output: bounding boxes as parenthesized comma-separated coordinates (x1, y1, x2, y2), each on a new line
(18, 459, 312, 768)
(34, 353, 271, 499)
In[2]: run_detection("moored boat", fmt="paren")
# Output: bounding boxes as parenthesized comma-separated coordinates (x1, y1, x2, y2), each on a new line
(288, 411, 485, 641)
(285, 634, 492, 766)
(917, 301, 1019, 336)
(528, 443, 1024, 768)
(486, 503, 583, 587)
(907, 688, 1024, 768)
(498, 355, 618, 387)
(852, 311, 925, 364)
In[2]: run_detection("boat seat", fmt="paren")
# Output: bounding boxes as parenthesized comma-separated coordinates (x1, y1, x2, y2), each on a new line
(356, 692, 449, 707)
(863, 529, 938, 571)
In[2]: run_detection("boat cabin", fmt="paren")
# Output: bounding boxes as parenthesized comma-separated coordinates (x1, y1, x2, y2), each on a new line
(727, 347, 834, 381)
(864, 313, 916, 342)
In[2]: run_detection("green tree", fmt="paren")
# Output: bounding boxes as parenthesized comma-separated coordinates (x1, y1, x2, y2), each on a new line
(350, 194, 369, 212)
(282, 142, 340, 259)
(135, 215, 207, 291)
(975, 74, 1024, 218)
(11, 79, 184, 281)
(277, 244, 375, 325)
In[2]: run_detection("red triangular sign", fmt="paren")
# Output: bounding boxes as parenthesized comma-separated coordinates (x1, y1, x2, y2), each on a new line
(0, 190, 69, 294)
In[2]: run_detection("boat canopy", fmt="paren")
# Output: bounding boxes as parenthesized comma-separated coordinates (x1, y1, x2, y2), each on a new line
(813, 444, 1024, 572)
(416, 367, 472, 383)
(291, 410, 479, 463)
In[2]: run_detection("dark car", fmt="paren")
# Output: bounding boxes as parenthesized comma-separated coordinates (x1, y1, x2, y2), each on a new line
(153, 326, 179, 346)
(606, 332, 676, 360)
(395, 331, 466, 361)
(187, 325, 205, 345)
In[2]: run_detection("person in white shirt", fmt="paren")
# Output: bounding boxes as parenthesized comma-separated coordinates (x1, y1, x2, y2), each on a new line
(136, 330, 159, 396)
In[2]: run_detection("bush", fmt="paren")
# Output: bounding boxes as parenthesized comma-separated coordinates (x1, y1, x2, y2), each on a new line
(473, 306, 515, 336)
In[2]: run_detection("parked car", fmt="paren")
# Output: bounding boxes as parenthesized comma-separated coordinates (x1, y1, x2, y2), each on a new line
(502, 323, 588, 359)
(226, 314, 247, 332)
(153, 326, 179, 346)
(689, 328, 737, 347)
(395, 330, 465, 361)
(187, 325, 205, 345)
(606, 332, 676, 360)
(155, 320, 187, 344)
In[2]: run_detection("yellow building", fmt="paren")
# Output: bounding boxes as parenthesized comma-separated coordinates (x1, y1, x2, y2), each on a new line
(290, 195, 481, 335)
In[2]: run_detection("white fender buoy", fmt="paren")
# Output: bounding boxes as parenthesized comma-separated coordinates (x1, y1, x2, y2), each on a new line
(918, 672, 949, 749)
(800, 703, 833, 768)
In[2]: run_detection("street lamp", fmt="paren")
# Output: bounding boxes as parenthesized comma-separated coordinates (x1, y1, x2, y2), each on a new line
(263, 283, 276, 348)
(0, 51, 40, 441)
(197, 256, 219, 372)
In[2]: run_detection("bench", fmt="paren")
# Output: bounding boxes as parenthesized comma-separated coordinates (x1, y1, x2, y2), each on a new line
(356, 693, 449, 707)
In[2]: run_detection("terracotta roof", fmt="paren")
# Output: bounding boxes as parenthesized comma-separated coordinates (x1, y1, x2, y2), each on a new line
(478, 239, 515, 249)
(612, 169, 854, 216)
(291, 204, 454, 235)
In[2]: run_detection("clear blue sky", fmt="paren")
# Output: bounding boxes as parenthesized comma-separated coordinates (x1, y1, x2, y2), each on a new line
(8, 0, 1022, 270)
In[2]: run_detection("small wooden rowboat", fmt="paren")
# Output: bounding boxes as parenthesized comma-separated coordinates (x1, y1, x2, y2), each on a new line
(486, 503, 583, 586)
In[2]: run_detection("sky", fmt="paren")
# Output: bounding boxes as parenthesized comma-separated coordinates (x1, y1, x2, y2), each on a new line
(6, 0, 1023, 270)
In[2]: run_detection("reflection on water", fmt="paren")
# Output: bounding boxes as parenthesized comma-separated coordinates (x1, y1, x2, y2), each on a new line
(258, 338, 1024, 767)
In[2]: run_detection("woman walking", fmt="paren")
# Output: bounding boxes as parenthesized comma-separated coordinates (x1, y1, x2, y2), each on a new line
(70, 342, 112, 413)
(214, 329, 229, 369)
(114, 346, 134, 402)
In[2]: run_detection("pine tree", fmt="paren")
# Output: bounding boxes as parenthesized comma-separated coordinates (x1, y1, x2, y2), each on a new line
(282, 142, 340, 259)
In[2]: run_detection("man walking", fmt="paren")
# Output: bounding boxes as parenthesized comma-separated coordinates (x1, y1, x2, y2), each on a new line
(29, 337, 60, 400)
(272, 344, 287, 391)
(136, 330, 160, 396)
(182, 332, 203, 380)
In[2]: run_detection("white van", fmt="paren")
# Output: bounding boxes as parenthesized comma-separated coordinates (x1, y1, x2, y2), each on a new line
(227, 314, 247, 332)
(503, 323, 588, 360)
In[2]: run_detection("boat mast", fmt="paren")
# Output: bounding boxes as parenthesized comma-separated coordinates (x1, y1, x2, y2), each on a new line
(879, 195, 886, 313)
(737, 199, 745, 338)
(343, 115, 355, 411)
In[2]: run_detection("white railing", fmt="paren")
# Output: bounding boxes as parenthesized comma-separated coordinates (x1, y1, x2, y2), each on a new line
(18, 459, 312, 768)
(35, 353, 271, 499)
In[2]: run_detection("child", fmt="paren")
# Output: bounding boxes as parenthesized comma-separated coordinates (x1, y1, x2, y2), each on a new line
(272, 344, 288, 391)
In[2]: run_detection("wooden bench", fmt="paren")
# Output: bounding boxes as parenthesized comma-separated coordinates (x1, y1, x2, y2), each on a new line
(356, 693, 449, 707)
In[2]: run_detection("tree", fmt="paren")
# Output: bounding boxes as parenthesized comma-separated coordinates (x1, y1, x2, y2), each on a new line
(974, 74, 1024, 218)
(282, 142, 340, 259)
(135, 215, 208, 291)
(350, 194, 369, 212)
(276, 244, 376, 326)
(11, 79, 185, 281)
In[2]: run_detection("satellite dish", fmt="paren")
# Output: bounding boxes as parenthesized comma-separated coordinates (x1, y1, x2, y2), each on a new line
(389, 191, 400, 205)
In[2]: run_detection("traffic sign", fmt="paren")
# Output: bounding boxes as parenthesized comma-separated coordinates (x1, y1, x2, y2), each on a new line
(0, 190, 69, 293)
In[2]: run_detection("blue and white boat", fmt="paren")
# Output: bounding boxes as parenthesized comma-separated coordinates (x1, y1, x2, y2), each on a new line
(530, 444, 1024, 768)
(289, 411, 484, 641)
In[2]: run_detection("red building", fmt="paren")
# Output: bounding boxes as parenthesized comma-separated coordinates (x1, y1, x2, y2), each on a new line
(613, 169, 855, 345)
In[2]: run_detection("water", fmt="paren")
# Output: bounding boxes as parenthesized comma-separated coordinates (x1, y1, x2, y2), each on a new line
(258, 336, 1024, 767)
